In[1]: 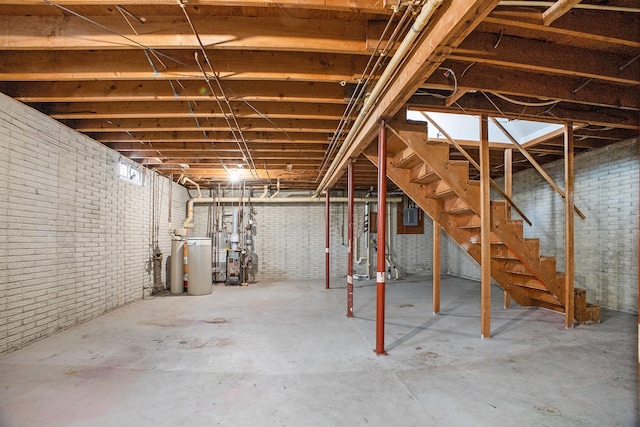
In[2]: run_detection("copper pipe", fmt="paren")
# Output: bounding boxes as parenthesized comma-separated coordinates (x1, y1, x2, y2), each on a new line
(325, 189, 331, 290)
(347, 161, 355, 317)
(375, 121, 387, 355)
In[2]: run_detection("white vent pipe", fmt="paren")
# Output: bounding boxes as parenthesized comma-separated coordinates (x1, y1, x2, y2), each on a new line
(182, 196, 402, 229)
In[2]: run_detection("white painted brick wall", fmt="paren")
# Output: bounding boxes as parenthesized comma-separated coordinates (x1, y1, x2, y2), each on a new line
(445, 138, 639, 313)
(0, 94, 188, 354)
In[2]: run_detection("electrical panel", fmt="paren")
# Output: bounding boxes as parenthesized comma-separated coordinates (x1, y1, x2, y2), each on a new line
(403, 207, 419, 226)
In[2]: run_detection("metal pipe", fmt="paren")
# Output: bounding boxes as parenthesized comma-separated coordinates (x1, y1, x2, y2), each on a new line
(355, 201, 369, 265)
(347, 160, 355, 318)
(366, 203, 371, 277)
(375, 121, 387, 355)
(385, 200, 400, 280)
(325, 189, 331, 290)
(182, 195, 403, 228)
(315, 0, 443, 195)
(231, 207, 239, 251)
(168, 174, 173, 230)
(180, 175, 202, 198)
(270, 178, 281, 199)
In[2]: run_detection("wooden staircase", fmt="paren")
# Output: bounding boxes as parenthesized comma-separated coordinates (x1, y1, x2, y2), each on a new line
(363, 119, 600, 324)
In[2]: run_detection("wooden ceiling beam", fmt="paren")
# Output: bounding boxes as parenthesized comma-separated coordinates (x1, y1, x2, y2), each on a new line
(105, 142, 328, 151)
(483, 10, 639, 53)
(36, 101, 346, 120)
(0, 0, 389, 13)
(128, 150, 325, 158)
(0, 80, 347, 104)
(152, 159, 323, 167)
(0, 15, 374, 54)
(149, 167, 318, 182)
(62, 118, 343, 133)
(93, 131, 332, 144)
(408, 93, 640, 130)
(452, 32, 640, 85)
(0, 49, 369, 82)
(105, 141, 325, 154)
(424, 61, 639, 110)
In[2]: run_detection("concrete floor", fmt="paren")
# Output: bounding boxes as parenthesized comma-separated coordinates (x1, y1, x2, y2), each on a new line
(0, 275, 637, 427)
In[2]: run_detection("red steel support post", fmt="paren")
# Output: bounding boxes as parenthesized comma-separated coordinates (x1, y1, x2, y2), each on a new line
(325, 189, 331, 290)
(347, 161, 354, 317)
(375, 121, 387, 355)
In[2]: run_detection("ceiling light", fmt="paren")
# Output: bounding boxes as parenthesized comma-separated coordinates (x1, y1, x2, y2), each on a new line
(228, 169, 241, 182)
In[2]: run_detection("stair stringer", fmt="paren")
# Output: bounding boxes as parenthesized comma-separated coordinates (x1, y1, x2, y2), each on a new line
(394, 126, 567, 308)
(364, 150, 534, 307)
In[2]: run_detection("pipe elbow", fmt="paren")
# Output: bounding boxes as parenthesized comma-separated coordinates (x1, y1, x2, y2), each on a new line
(183, 199, 195, 229)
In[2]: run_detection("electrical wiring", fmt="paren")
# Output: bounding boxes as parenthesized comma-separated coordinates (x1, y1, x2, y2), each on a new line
(318, 1, 417, 179)
(481, 91, 508, 118)
(180, 0, 262, 184)
(319, 0, 415, 175)
(45, 0, 271, 184)
(45, 1, 194, 71)
(414, 66, 458, 99)
(490, 91, 560, 107)
(192, 51, 258, 182)
(116, 5, 141, 36)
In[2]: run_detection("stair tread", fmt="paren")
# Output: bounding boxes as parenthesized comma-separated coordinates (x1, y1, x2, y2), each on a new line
(412, 171, 439, 185)
(510, 280, 548, 292)
(383, 127, 600, 324)
(503, 269, 535, 277)
(430, 188, 456, 199)
(491, 255, 518, 260)
(443, 207, 474, 215)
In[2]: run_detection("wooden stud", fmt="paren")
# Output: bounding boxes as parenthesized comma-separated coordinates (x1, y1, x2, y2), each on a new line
(480, 114, 491, 338)
(503, 148, 512, 309)
(564, 122, 575, 328)
(433, 221, 441, 314)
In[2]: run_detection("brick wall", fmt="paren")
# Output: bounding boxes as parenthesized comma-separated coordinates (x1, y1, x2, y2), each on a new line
(0, 94, 187, 354)
(445, 138, 639, 313)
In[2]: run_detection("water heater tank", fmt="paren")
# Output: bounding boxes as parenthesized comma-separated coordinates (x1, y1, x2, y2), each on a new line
(186, 238, 213, 296)
(170, 239, 184, 294)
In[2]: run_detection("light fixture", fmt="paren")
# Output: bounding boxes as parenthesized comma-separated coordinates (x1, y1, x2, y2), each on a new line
(228, 168, 241, 182)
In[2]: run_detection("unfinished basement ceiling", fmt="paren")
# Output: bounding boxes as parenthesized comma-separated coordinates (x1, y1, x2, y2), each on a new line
(0, 0, 637, 191)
